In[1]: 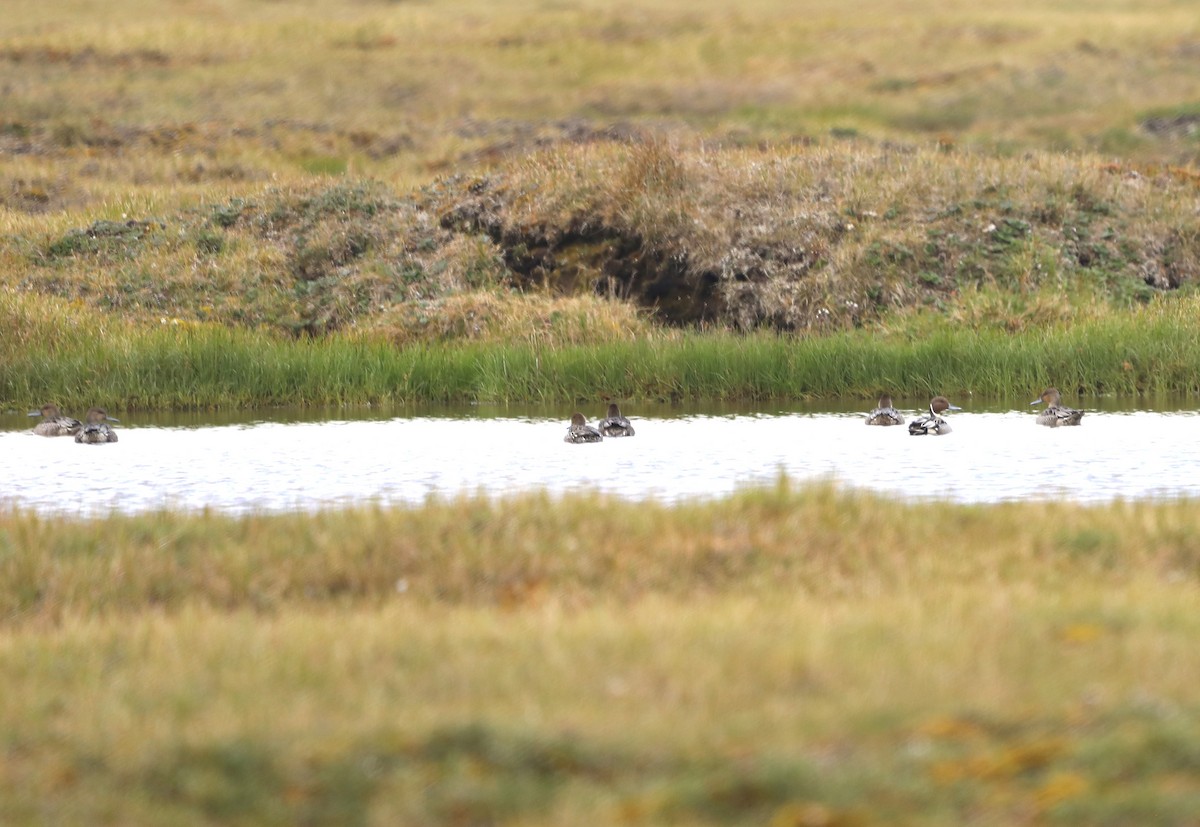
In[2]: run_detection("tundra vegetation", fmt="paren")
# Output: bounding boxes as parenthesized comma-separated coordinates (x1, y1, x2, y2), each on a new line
(3, 0, 1200, 824)
(3, 0, 1200, 407)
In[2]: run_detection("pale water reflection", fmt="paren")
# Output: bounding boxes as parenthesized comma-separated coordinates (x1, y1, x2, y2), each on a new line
(3, 408, 1199, 516)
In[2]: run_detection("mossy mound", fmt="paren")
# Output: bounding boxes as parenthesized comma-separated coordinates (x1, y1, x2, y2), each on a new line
(13, 142, 1200, 341)
(426, 142, 1200, 331)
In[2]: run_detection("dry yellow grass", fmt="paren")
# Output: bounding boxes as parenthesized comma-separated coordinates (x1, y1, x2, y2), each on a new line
(2, 485, 1199, 823)
(2, 0, 1199, 210)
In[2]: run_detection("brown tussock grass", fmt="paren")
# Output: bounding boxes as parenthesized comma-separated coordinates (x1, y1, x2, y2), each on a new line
(364, 291, 660, 346)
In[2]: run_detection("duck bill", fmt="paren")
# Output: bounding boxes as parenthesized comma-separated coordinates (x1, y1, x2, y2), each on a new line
(947, 404, 962, 411)
(26, 411, 40, 417)
(1029, 398, 1041, 406)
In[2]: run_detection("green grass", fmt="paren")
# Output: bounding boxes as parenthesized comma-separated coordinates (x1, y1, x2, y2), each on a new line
(4, 290, 1200, 409)
(2, 483, 1198, 824)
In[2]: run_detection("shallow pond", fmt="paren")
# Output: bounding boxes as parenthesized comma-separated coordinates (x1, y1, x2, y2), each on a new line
(2, 396, 1200, 513)
(2, 398, 1198, 516)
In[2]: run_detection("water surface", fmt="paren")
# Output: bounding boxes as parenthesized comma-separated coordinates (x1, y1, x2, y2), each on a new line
(3, 401, 1199, 515)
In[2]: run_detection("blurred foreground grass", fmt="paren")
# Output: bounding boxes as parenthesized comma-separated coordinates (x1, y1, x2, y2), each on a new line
(2, 482, 1198, 824)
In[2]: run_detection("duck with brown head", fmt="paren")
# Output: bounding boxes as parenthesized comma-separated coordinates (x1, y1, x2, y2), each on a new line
(28, 403, 82, 437)
(563, 412, 603, 444)
(74, 407, 120, 444)
(596, 403, 635, 437)
(908, 396, 961, 436)
(1030, 387, 1083, 427)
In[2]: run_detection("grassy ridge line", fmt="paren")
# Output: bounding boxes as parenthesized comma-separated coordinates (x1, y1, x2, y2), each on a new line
(3, 480, 1198, 623)
(4, 296, 1200, 408)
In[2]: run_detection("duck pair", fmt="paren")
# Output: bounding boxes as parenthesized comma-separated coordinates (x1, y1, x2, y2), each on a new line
(28, 404, 120, 443)
(865, 387, 1084, 433)
(865, 395, 961, 435)
(564, 404, 635, 444)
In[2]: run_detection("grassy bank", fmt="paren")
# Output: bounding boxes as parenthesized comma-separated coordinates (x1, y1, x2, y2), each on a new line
(3, 141, 1199, 411)
(2, 483, 1198, 824)
(4, 0, 1200, 411)
(4, 289, 1200, 409)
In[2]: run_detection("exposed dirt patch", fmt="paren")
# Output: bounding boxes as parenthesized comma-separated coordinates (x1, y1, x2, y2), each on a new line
(1140, 112, 1200, 137)
(0, 45, 173, 68)
(437, 118, 650, 171)
(0, 176, 85, 213)
(0, 117, 414, 164)
(434, 175, 721, 324)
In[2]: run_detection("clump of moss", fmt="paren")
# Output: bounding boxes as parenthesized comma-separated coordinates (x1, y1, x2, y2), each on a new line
(20, 181, 509, 337)
(42, 218, 163, 262)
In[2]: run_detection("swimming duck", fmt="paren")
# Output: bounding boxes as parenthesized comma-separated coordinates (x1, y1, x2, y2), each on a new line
(74, 407, 120, 444)
(1030, 387, 1083, 427)
(596, 403, 635, 437)
(563, 412, 602, 444)
(908, 396, 961, 436)
(865, 394, 904, 426)
(28, 403, 82, 437)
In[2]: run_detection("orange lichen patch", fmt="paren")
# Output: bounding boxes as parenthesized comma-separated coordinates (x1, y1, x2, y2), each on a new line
(929, 738, 1068, 785)
(768, 802, 863, 827)
(929, 759, 968, 785)
(1058, 623, 1105, 645)
(1166, 166, 1200, 187)
(1033, 771, 1090, 812)
(917, 715, 989, 741)
(1096, 161, 1200, 188)
(497, 574, 549, 611)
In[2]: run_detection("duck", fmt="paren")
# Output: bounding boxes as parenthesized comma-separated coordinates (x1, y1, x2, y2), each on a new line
(908, 396, 961, 436)
(596, 403, 635, 437)
(1030, 387, 1083, 427)
(865, 394, 904, 426)
(563, 412, 602, 444)
(74, 407, 120, 444)
(28, 403, 82, 437)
